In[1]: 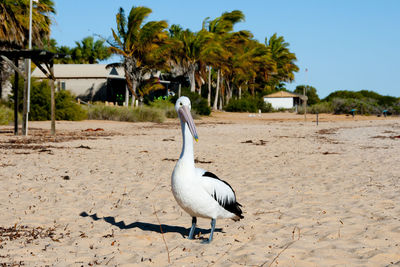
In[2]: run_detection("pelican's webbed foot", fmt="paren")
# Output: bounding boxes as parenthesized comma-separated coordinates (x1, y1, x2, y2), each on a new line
(201, 218, 216, 244)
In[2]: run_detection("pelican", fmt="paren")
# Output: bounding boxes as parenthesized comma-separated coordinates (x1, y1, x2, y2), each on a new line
(171, 96, 243, 243)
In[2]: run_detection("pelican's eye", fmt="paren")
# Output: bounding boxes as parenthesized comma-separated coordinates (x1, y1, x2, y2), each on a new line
(180, 102, 183, 106)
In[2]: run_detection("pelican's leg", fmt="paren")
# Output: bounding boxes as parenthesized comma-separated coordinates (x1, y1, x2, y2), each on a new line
(188, 217, 197, 239)
(202, 218, 216, 244)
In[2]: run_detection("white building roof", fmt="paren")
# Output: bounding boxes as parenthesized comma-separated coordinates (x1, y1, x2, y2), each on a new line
(31, 64, 125, 79)
(264, 90, 307, 101)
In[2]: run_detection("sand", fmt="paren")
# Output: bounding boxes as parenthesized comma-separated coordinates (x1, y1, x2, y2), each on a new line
(1, 112, 399, 266)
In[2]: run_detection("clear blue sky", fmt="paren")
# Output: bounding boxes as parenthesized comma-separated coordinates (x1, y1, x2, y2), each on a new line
(50, 0, 400, 98)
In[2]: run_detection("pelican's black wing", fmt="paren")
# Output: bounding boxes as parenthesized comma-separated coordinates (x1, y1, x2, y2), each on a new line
(199, 170, 244, 220)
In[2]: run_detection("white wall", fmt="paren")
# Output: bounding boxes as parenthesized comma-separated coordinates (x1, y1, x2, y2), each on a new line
(59, 78, 106, 98)
(263, 97, 294, 109)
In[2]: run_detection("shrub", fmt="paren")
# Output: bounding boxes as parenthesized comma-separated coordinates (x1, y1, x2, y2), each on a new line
(149, 98, 177, 118)
(87, 104, 165, 123)
(386, 101, 400, 115)
(293, 85, 320, 105)
(308, 102, 334, 114)
(331, 98, 381, 115)
(16, 79, 87, 121)
(0, 105, 16, 125)
(323, 90, 364, 102)
(323, 90, 399, 108)
(55, 90, 87, 121)
(224, 97, 273, 113)
(171, 89, 211, 115)
(29, 80, 51, 120)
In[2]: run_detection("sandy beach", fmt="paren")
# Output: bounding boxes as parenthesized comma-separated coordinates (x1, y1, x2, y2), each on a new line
(1, 112, 399, 266)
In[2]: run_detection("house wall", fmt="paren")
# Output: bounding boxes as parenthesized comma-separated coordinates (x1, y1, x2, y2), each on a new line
(55, 78, 107, 101)
(263, 97, 294, 109)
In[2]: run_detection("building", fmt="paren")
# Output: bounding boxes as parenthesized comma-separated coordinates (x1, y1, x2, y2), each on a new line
(263, 91, 307, 109)
(31, 64, 127, 104)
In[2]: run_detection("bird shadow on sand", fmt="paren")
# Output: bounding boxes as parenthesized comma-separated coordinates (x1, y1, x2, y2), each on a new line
(80, 211, 222, 238)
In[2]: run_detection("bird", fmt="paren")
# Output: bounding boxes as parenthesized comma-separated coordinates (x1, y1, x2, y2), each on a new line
(171, 96, 243, 243)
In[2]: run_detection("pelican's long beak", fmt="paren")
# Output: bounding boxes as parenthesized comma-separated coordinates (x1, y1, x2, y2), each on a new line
(178, 105, 199, 142)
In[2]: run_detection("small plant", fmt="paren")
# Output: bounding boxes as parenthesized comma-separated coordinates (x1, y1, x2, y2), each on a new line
(297, 102, 333, 114)
(149, 98, 177, 118)
(331, 98, 381, 115)
(87, 104, 166, 123)
(224, 97, 272, 113)
(0, 105, 18, 125)
(10, 78, 87, 121)
(55, 90, 87, 121)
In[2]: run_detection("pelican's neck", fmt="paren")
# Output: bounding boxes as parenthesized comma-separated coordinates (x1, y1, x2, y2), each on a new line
(179, 120, 195, 167)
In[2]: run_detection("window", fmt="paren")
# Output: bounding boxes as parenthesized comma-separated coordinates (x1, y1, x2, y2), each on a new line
(57, 81, 66, 91)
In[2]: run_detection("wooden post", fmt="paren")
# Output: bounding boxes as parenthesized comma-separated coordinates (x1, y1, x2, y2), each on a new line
(178, 83, 181, 97)
(50, 61, 56, 135)
(22, 59, 29, 135)
(316, 112, 319, 126)
(13, 59, 19, 135)
(303, 86, 307, 121)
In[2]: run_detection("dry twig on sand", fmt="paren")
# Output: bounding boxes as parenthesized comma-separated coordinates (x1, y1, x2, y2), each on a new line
(152, 205, 170, 264)
(261, 240, 296, 267)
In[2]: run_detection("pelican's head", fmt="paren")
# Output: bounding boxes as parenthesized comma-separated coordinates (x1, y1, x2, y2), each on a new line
(175, 96, 199, 142)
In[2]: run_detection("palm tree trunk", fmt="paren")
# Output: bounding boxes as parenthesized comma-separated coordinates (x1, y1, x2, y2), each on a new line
(207, 66, 212, 106)
(225, 80, 232, 105)
(220, 74, 225, 109)
(213, 69, 220, 110)
(131, 80, 137, 107)
(188, 65, 196, 92)
(124, 59, 138, 102)
(124, 85, 129, 107)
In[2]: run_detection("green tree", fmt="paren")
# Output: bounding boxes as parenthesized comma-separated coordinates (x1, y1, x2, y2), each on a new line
(109, 6, 169, 102)
(230, 37, 274, 99)
(265, 33, 299, 91)
(168, 25, 212, 93)
(294, 85, 320, 105)
(42, 37, 111, 64)
(11, 77, 86, 120)
(0, 0, 55, 49)
(202, 10, 246, 109)
(72, 36, 111, 64)
(0, 0, 55, 99)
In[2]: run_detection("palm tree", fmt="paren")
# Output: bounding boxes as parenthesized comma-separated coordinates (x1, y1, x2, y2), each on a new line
(202, 10, 245, 109)
(168, 25, 212, 92)
(72, 36, 111, 64)
(108, 6, 168, 103)
(0, 0, 55, 49)
(219, 30, 255, 103)
(0, 0, 55, 100)
(265, 33, 299, 91)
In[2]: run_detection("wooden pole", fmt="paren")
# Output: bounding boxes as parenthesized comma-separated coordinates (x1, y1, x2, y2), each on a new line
(303, 86, 307, 121)
(50, 61, 56, 135)
(13, 59, 19, 135)
(22, 60, 29, 135)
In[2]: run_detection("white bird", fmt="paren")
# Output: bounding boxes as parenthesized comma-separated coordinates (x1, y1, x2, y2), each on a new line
(171, 96, 243, 243)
